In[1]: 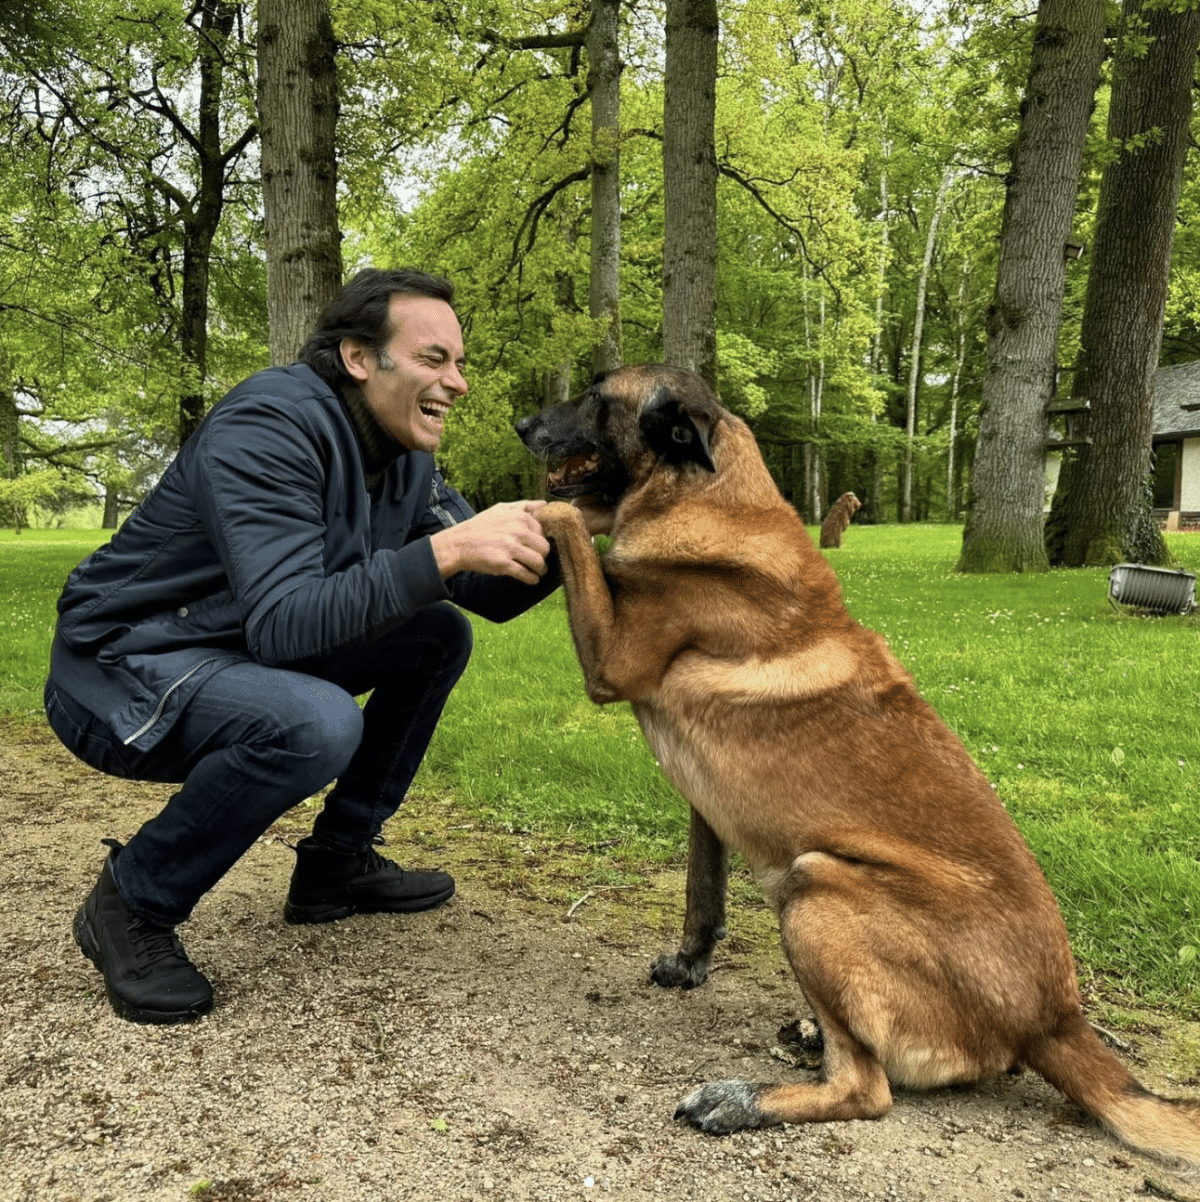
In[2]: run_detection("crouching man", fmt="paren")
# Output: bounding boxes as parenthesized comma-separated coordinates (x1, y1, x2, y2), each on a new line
(46, 268, 560, 1024)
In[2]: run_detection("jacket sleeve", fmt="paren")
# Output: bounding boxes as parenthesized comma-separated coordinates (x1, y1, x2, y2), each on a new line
(415, 471, 562, 623)
(192, 392, 451, 666)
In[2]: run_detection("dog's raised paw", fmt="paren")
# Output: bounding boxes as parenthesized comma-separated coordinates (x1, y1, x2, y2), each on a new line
(674, 1080, 766, 1134)
(650, 951, 710, 990)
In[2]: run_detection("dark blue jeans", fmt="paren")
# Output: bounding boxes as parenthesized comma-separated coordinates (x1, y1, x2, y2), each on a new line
(45, 602, 473, 928)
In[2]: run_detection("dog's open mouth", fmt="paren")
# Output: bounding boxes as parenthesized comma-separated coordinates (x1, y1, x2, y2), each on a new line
(546, 452, 601, 497)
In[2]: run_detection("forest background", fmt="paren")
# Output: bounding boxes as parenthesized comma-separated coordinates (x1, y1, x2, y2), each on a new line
(3, 0, 1200, 573)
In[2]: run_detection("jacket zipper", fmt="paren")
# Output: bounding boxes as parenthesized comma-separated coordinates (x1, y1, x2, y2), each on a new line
(122, 657, 224, 745)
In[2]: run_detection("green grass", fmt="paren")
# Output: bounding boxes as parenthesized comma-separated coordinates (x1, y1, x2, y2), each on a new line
(0, 528, 110, 715)
(5, 523, 1199, 1005)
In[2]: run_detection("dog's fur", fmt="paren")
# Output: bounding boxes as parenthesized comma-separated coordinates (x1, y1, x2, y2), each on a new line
(819, 491, 861, 548)
(516, 364, 1200, 1171)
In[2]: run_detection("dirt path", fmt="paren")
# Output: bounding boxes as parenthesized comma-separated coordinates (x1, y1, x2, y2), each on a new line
(2, 719, 1196, 1202)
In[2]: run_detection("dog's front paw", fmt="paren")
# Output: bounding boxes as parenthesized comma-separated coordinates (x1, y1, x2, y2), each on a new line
(674, 1080, 768, 1134)
(650, 950, 711, 990)
(536, 501, 585, 538)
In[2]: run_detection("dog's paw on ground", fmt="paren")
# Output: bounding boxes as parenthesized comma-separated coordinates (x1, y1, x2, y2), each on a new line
(674, 1079, 767, 1133)
(649, 950, 711, 990)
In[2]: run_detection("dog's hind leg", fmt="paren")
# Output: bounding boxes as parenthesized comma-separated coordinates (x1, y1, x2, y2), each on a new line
(651, 807, 728, 989)
(675, 849, 975, 1134)
(674, 1003, 892, 1132)
(674, 883, 894, 1132)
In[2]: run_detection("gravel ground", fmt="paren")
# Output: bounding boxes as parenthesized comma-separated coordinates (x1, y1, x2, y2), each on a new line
(3, 718, 1198, 1202)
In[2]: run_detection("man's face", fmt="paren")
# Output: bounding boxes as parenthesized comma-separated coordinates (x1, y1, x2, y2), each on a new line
(341, 293, 468, 454)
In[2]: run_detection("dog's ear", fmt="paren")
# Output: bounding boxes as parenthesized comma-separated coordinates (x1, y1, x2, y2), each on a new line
(639, 388, 716, 473)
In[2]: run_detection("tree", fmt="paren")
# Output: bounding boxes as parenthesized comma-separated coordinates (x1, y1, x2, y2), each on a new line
(957, 0, 1106, 572)
(587, 0, 623, 375)
(662, 0, 718, 385)
(902, 166, 953, 523)
(258, 0, 342, 365)
(1047, 0, 1200, 567)
(16, 0, 260, 446)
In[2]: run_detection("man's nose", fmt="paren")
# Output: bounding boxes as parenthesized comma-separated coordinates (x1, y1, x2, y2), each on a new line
(444, 363, 468, 395)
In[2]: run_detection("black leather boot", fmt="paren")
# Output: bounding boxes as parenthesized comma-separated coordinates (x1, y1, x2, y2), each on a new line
(73, 838, 213, 1024)
(284, 836, 455, 925)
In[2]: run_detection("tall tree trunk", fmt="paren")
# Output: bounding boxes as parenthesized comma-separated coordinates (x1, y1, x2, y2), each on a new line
(662, 0, 718, 387)
(958, 0, 1106, 571)
(257, 0, 343, 367)
(802, 266, 826, 523)
(866, 148, 891, 526)
(0, 381, 19, 485)
(947, 262, 970, 521)
(587, 0, 623, 375)
(902, 167, 952, 523)
(179, 0, 239, 444)
(1, 383, 25, 533)
(1047, 0, 1200, 567)
(546, 228, 579, 406)
(102, 485, 120, 529)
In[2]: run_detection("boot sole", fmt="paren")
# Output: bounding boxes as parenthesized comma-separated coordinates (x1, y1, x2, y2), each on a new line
(284, 885, 456, 926)
(73, 906, 214, 1026)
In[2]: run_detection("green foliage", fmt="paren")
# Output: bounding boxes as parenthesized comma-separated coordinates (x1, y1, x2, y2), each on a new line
(0, 0, 265, 493)
(1125, 473, 1173, 566)
(4, 0, 1199, 540)
(0, 467, 92, 529)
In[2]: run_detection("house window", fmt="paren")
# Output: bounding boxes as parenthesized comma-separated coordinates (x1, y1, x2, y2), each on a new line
(1152, 442, 1178, 508)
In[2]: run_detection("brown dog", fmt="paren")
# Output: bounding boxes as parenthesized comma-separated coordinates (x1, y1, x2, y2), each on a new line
(516, 364, 1200, 1171)
(820, 491, 861, 548)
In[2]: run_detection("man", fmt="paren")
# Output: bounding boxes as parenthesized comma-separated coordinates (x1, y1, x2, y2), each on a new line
(46, 267, 563, 1025)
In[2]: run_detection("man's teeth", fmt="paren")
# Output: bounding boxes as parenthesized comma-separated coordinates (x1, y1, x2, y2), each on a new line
(420, 402, 451, 420)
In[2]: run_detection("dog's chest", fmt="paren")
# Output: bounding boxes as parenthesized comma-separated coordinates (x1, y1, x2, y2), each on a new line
(633, 700, 742, 843)
(635, 701, 704, 785)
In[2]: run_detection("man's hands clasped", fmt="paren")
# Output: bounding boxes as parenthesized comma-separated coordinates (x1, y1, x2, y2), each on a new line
(430, 500, 552, 584)
(430, 496, 617, 585)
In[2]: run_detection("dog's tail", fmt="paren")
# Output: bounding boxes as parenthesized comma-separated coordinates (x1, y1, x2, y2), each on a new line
(1024, 1015, 1200, 1176)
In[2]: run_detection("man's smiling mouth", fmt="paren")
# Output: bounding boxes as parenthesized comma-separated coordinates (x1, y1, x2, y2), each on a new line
(419, 400, 452, 424)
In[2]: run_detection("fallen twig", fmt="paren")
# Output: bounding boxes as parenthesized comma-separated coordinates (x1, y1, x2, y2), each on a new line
(1091, 1021, 1133, 1053)
(1143, 1176, 1200, 1202)
(564, 885, 636, 920)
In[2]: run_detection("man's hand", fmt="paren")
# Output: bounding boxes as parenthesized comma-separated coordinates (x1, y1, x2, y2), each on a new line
(430, 500, 552, 584)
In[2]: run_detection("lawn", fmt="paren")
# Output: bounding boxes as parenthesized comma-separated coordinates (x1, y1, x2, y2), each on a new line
(0, 528, 110, 715)
(4, 523, 1198, 1005)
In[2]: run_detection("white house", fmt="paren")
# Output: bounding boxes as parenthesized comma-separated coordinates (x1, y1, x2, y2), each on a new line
(1152, 360, 1200, 523)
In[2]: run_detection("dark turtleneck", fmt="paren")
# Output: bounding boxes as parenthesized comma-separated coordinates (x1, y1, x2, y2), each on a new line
(338, 383, 405, 495)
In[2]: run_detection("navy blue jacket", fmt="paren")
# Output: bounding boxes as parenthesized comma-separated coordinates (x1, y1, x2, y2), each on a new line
(49, 364, 557, 752)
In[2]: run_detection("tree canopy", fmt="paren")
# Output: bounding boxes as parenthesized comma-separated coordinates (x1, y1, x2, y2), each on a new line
(2, 0, 1197, 550)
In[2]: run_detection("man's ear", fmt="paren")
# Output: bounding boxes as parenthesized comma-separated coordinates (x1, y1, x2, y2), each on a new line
(639, 388, 716, 472)
(340, 337, 371, 383)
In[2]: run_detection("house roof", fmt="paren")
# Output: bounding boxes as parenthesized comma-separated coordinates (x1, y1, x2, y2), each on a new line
(1154, 360, 1200, 439)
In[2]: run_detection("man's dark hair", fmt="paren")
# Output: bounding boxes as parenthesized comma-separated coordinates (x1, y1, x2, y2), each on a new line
(298, 267, 456, 389)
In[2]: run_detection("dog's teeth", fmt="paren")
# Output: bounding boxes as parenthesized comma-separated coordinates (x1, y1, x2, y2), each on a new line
(549, 453, 599, 487)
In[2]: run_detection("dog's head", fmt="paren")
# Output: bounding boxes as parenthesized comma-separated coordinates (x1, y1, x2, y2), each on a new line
(515, 364, 722, 504)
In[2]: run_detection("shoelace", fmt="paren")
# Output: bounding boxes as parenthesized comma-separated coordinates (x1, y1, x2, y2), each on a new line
(128, 916, 189, 966)
(360, 846, 404, 878)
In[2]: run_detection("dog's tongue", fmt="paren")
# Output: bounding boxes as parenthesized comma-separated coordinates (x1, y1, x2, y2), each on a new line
(548, 453, 599, 487)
